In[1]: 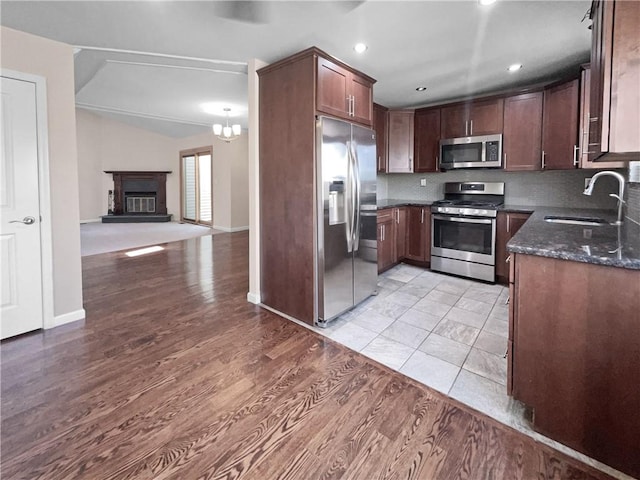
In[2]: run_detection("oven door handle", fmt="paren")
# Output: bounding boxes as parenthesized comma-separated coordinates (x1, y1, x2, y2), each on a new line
(432, 215, 493, 225)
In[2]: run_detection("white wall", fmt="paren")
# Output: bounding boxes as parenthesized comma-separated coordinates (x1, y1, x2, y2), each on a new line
(1, 26, 84, 321)
(247, 58, 267, 304)
(75, 112, 249, 231)
(174, 131, 249, 231)
(76, 109, 178, 221)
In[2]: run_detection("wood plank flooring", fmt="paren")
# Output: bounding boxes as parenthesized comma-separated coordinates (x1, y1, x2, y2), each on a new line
(1, 232, 615, 479)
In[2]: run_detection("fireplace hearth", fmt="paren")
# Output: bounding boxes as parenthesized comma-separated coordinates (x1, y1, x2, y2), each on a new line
(102, 171, 172, 223)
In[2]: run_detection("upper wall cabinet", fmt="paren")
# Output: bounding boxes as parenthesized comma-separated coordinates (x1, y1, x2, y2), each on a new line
(317, 56, 374, 127)
(542, 79, 580, 170)
(440, 98, 504, 138)
(387, 110, 415, 173)
(588, 0, 640, 162)
(503, 92, 543, 171)
(579, 65, 625, 169)
(414, 108, 441, 173)
(373, 103, 388, 173)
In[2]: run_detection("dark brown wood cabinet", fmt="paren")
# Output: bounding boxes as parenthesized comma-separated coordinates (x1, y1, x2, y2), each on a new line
(258, 47, 375, 325)
(502, 93, 543, 171)
(377, 209, 395, 273)
(413, 108, 441, 173)
(588, 0, 640, 162)
(578, 65, 625, 169)
(440, 98, 504, 138)
(387, 110, 415, 173)
(495, 211, 531, 283)
(393, 207, 407, 262)
(510, 253, 640, 478)
(541, 79, 580, 170)
(317, 55, 375, 127)
(377, 205, 430, 273)
(373, 103, 388, 173)
(405, 206, 430, 262)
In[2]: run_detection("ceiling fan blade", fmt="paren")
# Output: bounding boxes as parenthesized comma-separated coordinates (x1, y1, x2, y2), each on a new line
(211, 1, 271, 24)
(333, 1, 366, 13)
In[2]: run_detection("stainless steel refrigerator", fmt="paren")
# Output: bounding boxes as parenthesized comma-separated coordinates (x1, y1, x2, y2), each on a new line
(315, 116, 377, 327)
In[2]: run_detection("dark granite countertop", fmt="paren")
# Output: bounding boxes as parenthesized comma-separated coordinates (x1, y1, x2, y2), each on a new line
(507, 207, 640, 270)
(377, 199, 433, 209)
(499, 204, 536, 213)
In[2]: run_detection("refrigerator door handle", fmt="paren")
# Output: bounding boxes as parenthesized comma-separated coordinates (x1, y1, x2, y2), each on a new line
(350, 142, 361, 252)
(345, 143, 354, 253)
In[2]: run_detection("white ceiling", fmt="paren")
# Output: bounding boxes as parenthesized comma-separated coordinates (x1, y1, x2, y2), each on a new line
(0, 1, 592, 138)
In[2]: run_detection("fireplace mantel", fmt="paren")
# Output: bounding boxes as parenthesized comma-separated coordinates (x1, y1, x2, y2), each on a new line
(104, 170, 172, 220)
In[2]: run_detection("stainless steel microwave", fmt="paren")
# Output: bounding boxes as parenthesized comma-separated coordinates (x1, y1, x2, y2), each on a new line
(439, 134, 502, 170)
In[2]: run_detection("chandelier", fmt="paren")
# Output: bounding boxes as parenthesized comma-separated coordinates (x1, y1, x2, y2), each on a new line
(212, 108, 242, 142)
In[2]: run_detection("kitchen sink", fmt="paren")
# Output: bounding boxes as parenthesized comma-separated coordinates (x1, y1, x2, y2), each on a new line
(544, 215, 609, 226)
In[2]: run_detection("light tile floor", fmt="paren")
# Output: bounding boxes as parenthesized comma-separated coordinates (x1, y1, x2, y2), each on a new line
(303, 263, 630, 480)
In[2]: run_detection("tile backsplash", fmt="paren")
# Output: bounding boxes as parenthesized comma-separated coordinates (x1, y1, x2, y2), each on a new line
(627, 182, 640, 225)
(379, 169, 627, 211)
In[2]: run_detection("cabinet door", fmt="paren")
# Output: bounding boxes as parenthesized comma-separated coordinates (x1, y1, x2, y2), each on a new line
(503, 92, 543, 171)
(350, 74, 373, 126)
(414, 108, 441, 173)
(373, 103, 388, 173)
(405, 206, 429, 262)
(387, 110, 415, 173)
(468, 98, 504, 136)
(393, 207, 407, 261)
(542, 79, 579, 170)
(441, 99, 503, 138)
(589, 0, 640, 161)
(579, 66, 625, 169)
(495, 212, 530, 282)
(317, 57, 350, 120)
(440, 104, 467, 138)
(587, 0, 607, 161)
(377, 209, 395, 272)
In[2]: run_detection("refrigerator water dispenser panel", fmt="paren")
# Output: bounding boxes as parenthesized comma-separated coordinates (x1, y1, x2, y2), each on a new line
(329, 180, 345, 225)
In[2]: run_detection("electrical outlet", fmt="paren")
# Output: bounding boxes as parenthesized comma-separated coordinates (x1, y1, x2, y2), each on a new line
(420, 178, 427, 187)
(585, 177, 592, 189)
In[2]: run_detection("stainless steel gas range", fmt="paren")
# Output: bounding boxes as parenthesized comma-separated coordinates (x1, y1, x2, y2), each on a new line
(431, 182, 505, 282)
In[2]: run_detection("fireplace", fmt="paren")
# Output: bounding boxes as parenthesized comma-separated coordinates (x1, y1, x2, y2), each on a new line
(102, 171, 172, 223)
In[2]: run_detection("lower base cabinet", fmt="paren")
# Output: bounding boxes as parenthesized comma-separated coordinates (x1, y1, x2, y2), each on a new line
(377, 209, 395, 273)
(378, 206, 430, 273)
(509, 253, 640, 479)
(405, 206, 430, 262)
(496, 211, 531, 283)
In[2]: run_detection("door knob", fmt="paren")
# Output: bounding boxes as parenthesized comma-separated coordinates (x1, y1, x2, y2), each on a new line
(9, 216, 36, 225)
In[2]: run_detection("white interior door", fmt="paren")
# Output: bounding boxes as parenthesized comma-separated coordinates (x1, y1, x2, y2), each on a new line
(0, 76, 44, 339)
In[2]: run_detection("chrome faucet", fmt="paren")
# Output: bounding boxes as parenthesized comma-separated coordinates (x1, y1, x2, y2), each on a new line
(583, 170, 626, 225)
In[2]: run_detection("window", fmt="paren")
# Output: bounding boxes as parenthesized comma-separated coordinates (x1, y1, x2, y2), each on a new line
(180, 147, 212, 226)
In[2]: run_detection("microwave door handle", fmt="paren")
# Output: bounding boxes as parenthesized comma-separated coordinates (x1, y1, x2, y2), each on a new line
(432, 215, 493, 225)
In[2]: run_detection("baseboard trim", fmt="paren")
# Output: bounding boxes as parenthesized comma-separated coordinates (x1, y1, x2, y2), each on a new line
(213, 225, 250, 232)
(246, 291, 261, 304)
(80, 218, 101, 224)
(50, 308, 86, 328)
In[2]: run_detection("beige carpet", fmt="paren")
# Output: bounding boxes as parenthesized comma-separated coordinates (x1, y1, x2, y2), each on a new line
(80, 221, 223, 256)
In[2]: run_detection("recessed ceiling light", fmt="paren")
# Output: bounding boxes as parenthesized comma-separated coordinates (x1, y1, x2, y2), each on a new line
(416, 87, 427, 92)
(479, 0, 497, 5)
(508, 63, 523, 72)
(354, 43, 368, 54)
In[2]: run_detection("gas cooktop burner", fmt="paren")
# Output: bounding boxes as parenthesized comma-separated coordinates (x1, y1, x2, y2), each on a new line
(432, 200, 502, 208)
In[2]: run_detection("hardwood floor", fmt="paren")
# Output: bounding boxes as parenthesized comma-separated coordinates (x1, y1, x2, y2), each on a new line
(1, 232, 614, 479)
